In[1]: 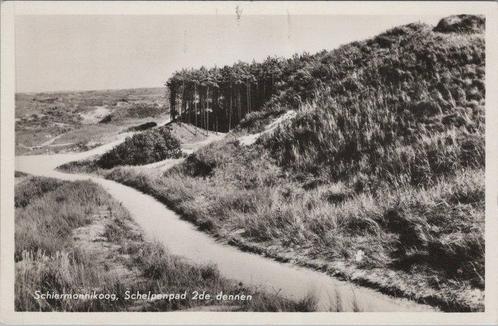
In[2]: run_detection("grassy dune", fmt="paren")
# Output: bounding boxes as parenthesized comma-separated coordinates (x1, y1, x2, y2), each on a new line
(15, 176, 318, 312)
(102, 151, 483, 311)
(56, 15, 485, 311)
(92, 16, 485, 311)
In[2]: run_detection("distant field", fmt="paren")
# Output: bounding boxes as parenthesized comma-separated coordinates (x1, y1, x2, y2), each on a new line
(15, 88, 169, 155)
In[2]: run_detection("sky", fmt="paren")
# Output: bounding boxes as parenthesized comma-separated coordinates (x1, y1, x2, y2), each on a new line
(15, 14, 443, 93)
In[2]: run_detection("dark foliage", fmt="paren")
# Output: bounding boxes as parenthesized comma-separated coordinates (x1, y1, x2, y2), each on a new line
(434, 15, 485, 34)
(126, 121, 157, 132)
(97, 127, 182, 169)
(167, 57, 285, 132)
(99, 115, 112, 124)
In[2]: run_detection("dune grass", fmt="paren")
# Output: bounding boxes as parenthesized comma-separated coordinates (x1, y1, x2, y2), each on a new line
(103, 144, 483, 311)
(15, 176, 320, 312)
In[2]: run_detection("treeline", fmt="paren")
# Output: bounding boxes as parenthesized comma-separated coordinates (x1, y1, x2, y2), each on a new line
(166, 55, 322, 132)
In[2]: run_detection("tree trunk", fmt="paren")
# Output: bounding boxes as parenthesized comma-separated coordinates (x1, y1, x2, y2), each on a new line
(194, 84, 198, 128)
(229, 85, 233, 131)
(238, 87, 241, 124)
(206, 86, 210, 132)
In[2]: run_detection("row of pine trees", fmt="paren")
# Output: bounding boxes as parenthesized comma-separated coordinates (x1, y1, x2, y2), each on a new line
(166, 47, 382, 132)
(166, 55, 312, 132)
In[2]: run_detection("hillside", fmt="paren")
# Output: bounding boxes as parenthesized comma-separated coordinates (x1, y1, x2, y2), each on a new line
(71, 15, 485, 311)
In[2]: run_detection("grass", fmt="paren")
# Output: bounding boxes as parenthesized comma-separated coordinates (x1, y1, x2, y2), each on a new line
(100, 150, 484, 311)
(15, 176, 322, 312)
(15, 177, 97, 260)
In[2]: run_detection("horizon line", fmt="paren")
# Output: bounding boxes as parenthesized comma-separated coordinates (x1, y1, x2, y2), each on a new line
(15, 85, 167, 95)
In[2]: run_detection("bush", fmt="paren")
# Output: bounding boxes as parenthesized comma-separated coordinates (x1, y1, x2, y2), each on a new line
(434, 15, 485, 34)
(97, 127, 182, 168)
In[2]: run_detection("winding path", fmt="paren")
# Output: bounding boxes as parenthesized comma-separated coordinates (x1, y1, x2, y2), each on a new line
(15, 137, 435, 312)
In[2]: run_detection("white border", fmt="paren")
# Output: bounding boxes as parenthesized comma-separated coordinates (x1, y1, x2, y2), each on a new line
(1, 1, 497, 325)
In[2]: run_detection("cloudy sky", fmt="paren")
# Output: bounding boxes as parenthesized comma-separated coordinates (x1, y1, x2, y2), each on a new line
(15, 14, 443, 93)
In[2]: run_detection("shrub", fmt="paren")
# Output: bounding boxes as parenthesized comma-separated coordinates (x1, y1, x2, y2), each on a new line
(97, 127, 182, 168)
(434, 15, 485, 34)
(126, 121, 157, 132)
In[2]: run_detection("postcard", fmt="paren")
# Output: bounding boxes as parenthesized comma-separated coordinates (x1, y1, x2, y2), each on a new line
(1, 1, 497, 325)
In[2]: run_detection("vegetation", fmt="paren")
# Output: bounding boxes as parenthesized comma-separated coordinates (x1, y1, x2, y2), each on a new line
(113, 15, 484, 311)
(58, 15, 485, 311)
(15, 176, 320, 312)
(126, 121, 157, 132)
(104, 148, 483, 311)
(167, 57, 283, 131)
(167, 15, 484, 137)
(97, 127, 182, 169)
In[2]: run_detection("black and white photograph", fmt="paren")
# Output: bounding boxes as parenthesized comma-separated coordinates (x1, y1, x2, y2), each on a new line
(1, 1, 497, 324)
